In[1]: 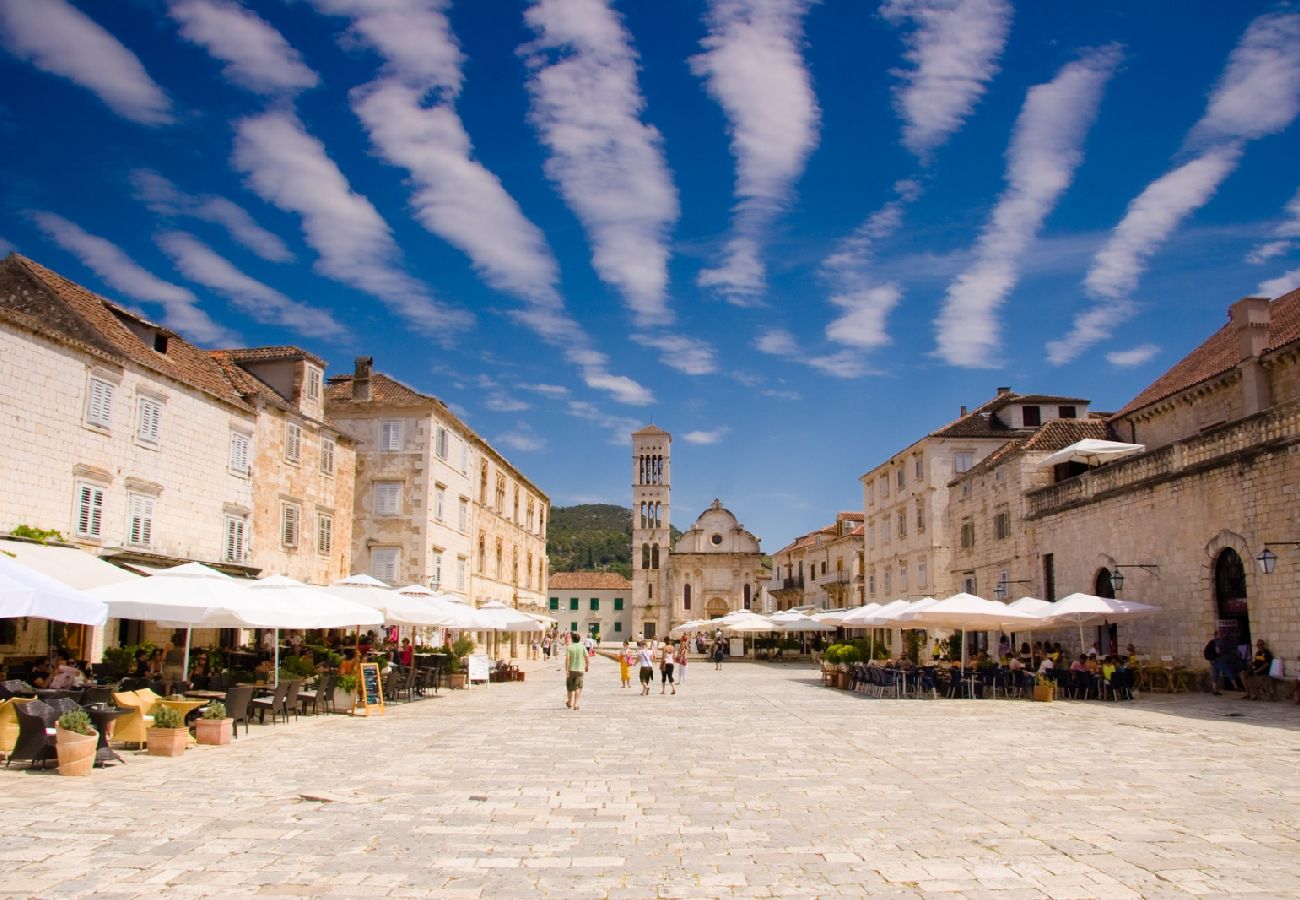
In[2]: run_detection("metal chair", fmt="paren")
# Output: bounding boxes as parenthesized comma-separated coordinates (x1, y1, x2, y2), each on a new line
(250, 681, 291, 724)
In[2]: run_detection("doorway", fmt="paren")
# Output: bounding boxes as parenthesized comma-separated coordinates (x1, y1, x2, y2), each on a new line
(1213, 548, 1250, 651)
(706, 597, 729, 619)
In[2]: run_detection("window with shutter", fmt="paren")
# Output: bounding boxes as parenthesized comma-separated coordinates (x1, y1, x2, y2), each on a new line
(85, 377, 114, 428)
(136, 397, 161, 444)
(281, 503, 300, 547)
(456, 558, 466, 590)
(460, 440, 469, 472)
(285, 422, 302, 463)
(317, 513, 332, 555)
(380, 420, 402, 451)
(371, 547, 399, 583)
(127, 494, 154, 546)
(434, 486, 445, 521)
(306, 368, 321, 400)
(435, 426, 448, 459)
(458, 498, 468, 531)
(229, 432, 251, 474)
(224, 516, 247, 563)
(374, 482, 401, 516)
(320, 438, 335, 475)
(75, 483, 105, 537)
(431, 552, 442, 587)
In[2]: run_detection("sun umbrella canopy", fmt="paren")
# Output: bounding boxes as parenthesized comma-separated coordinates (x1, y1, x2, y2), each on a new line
(91, 561, 262, 626)
(902, 593, 1040, 631)
(1036, 439, 1145, 469)
(325, 577, 454, 627)
(769, 610, 835, 632)
(1032, 592, 1160, 626)
(851, 599, 913, 626)
(0, 553, 109, 626)
(246, 575, 383, 628)
(1007, 596, 1052, 615)
(476, 600, 543, 633)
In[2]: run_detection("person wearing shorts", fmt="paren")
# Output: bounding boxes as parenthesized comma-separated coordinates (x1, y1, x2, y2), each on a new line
(637, 641, 655, 695)
(565, 632, 588, 710)
(659, 641, 676, 694)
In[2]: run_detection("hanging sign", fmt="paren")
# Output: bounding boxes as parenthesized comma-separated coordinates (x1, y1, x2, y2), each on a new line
(357, 662, 385, 716)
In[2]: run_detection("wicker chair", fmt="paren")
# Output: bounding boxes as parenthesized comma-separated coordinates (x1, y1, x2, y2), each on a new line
(222, 685, 255, 737)
(250, 681, 291, 724)
(109, 691, 155, 748)
(7, 699, 57, 768)
(0, 696, 37, 758)
(297, 674, 335, 716)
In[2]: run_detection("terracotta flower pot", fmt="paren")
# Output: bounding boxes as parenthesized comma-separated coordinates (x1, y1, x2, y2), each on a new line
(449, 672, 467, 689)
(194, 717, 232, 746)
(146, 726, 189, 757)
(55, 724, 99, 776)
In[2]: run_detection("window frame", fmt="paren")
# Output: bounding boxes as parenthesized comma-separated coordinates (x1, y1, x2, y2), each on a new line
(229, 431, 252, 476)
(223, 514, 247, 563)
(371, 547, 399, 583)
(379, 419, 403, 452)
(373, 482, 402, 517)
(74, 482, 105, 539)
(320, 437, 336, 476)
(317, 512, 333, 556)
(136, 395, 162, 446)
(284, 421, 302, 464)
(280, 501, 301, 548)
(85, 376, 115, 430)
(126, 493, 155, 547)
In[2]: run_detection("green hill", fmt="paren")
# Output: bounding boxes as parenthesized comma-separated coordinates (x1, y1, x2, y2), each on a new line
(546, 504, 681, 579)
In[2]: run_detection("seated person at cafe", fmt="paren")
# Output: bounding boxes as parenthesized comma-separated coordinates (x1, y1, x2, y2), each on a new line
(131, 649, 150, 677)
(147, 648, 165, 678)
(1243, 639, 1275, 700)
(253, 659, 274, 680)
(399, 638, 414, 668)
(47, 656, 89, 690)
(1108, 656, 1135, 700)
(29, 657, 54, 688)
(338, 648, 358, 676)
(188, 653, 212, 688)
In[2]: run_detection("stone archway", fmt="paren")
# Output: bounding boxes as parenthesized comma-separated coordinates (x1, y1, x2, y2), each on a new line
(1203, 530, 1252, 645)
(705, 597, 728, 619)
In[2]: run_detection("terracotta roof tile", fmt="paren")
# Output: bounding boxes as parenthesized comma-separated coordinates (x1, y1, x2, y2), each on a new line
(548, 572, 633, 590)
(1, 254, 251, 412)
(1113, 287, 1300, 419)
(1020, 418, 1111, 451)
(837, 511, 864, 521)
(216, 345, 326, 367)
(326, 373, 440, 407)
(633, 424, 670, 436)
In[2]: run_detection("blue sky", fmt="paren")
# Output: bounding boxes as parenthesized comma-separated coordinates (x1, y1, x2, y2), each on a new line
(2, 1, 1299, 553)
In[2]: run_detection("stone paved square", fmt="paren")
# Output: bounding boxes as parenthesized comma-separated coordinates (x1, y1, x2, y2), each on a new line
(3, 659, 1298, 898)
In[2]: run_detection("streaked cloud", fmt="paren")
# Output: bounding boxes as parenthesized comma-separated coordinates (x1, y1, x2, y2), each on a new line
(310, 0, 463, 97)
(756, 328, 799, 356)
(631, 333, 718, 376)
(1052, 12, 1300, 365)
(683, 427, 729, 445)
(169, 0, 317, 96)
(485, 393, 530, 414)
(692, 0, 820, 301)
(231, 109, 471, 336)
(156, 231, 345, 340)
(1259, 267, 1300, 298)
(566, 399, 643, 444)
(0, 0, 172, 125)
(132, 169, 293, 263)
(825, 283, 901, 350)
(519, 383, 569, 399)
(0, 236, 12, 256)
(1106, 343, 1159, 368)
(936, 46, 1120, 367)
(755, 328, 867, 378)
(882, 0, 1012, 159)
(496, 429, 547, 453)
(522, 0, 680, 329)
(31, 211, 236, 344)
(1246, 187, 1300, 264)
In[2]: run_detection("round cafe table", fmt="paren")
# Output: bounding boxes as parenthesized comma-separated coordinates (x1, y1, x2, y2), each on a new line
(84, 705, 129, 767)
(157, 698, 207, 744)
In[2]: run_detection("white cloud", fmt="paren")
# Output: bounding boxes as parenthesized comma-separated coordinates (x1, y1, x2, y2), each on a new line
(1246, 187, 1300, 264)
(755, 328, 866, 378)
(485, 393, 530, 413)
(881, 0, 1012, 158)
(31, 211, 236, 344)
(495, 428, 547, 453)
(584, 371, 653, 406)
(0, 0, 172, 125)
(132, 169, 293, 263)
(692, 0, 820, 300)
(566, 399, 642, 444)
(762, 387, 801, 401)
(1106, 343, 1159, 368)
(935, 46, 1120, 367)
(755, 328, 798, 356)
(1053, 12, 1300, 365)
(631, 332, 718, 375)
(519, 383, 569, 398)
(683, 427, 729, 445)
(231, 109, 471, 336)
(169, 0, 317, 95)
(0, 236, 12, 256)
(825, 283, 901, 350)
(522, 0, 680, 328)
(1259, 267, 1300, 298)
(1190, 13, 1300, 147)
(156, 231, 345, 340)
(310, 0, 463, 96)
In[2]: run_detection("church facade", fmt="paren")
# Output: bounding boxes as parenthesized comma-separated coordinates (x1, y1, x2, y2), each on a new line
(631, 425, 765, 639)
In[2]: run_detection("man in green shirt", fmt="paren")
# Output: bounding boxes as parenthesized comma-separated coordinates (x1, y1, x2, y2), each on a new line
(565, 632, 589, 710)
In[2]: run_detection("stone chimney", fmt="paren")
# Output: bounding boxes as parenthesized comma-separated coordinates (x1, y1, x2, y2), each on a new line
(353, 356, 373, 402)
(1229, 297, 1271, 416)
(996, 386, 1011, 395)
(960, 405, 967, 416)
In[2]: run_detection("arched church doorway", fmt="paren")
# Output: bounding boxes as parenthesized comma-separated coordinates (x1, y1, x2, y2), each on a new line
(1213, 548, 1250, 649)
(705, 597, 729, 619)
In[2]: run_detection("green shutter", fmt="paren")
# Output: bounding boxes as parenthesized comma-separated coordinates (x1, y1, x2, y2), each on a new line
(614, 621, 623, 632)
(614, 597, 623, 610)
(569, 597, 578, 610)
(549, 597, 559, 610)
(590, 597, 599, 611)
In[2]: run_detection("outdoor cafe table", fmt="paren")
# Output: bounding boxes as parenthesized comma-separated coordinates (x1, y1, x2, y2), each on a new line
(182, 690, 226, 701)
(83, 705, 128, 766)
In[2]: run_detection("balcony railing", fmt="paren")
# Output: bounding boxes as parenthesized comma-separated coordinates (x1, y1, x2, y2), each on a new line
(766, 576, 805, 592)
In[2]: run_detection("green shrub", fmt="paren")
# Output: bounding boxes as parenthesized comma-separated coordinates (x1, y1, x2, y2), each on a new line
(57, 709, 95, 735)
(10, 524, 66, 544)
(279, 654, 316, 677)
(337, 674, 358, 694)
(152, 706, 183, 729)
(201, 702, 226, 720)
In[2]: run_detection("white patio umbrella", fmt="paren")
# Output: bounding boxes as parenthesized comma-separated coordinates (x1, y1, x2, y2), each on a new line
(0, 553, 109, 626)
(476, 600, 543, 633)
(1036, 438, 1145, 469)
(325, 576, 453, 627)
(669, 619, 709, 637)
(903, 593, 1040, 671)
(1031, 592, 1161, 654)
(1007, 596, 1052, 615)
(770, 611, 835, 632)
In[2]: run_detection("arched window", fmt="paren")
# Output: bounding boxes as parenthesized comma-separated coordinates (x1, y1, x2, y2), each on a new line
(654, 502, 661, 528)
(651, 543, 660, 569)
(683, 584, 692, 610)
(1214, 548, 1250, 646)
(1094, 568, 1114, 599)
(743, 583, 751, 610)
(641, 543, 650, 570)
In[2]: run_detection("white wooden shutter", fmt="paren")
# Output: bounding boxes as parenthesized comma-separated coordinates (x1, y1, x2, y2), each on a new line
(371, 547, 398, 583)
(374, 482, 401, 516)
(285, 422, 302, 462)
(137, 397, 161, 444)
(76, 484, 104, 537)
(128, 494, 154, 546)
(86, 378, 114, 428)
(281, 503, 300, 546)
(320, 438, 335, 475)
(224, 516, 246, 562)
(380, 420, 402, 451)
(230, 432, 250, 473)
(435, 426, 448, 459)
(434, 487, 445, 520)
(317, 514, 332, 555)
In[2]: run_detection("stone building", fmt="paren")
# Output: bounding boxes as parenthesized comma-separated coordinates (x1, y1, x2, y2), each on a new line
(209, 347, 355, 585)
(327, 359, 549, 615)
(629, 425, 765, 638)
(1026, 292, 1300, 662)
(548, 572, 632, 640)
(862, 389, 1091, 604)
(768, 512, 864, 612)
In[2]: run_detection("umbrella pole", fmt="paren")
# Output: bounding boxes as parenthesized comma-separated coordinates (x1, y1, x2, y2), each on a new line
(273, 629, 280, 687)
(961, 629, 968, 696)
(182, 627, 192, 683)
(1078, 620, 1085, 657)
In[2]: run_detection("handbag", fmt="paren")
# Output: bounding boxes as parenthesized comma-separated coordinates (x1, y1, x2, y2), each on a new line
(1268, 658, 1285, 679)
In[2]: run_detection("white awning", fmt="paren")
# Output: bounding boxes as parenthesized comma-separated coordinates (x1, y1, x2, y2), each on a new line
(1036, 439, 1145, 469)
(0, 540, 139, 590)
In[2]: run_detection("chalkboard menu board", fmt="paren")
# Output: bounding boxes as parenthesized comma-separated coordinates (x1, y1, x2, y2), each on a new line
(467, 653, 490, 683)
(358, 662, 385, 716)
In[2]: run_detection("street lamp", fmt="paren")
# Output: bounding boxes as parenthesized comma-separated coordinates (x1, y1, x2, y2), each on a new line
(992, 574, 1033, 602)
(1108, 563, 1160, 593)
(1256, 542, 1300, 574)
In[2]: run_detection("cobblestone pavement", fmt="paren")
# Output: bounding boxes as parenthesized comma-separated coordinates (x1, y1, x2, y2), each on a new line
(3, 658, 1299, 899)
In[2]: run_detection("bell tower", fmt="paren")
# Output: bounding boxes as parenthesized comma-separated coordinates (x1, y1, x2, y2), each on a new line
(631, 424, 671, 639)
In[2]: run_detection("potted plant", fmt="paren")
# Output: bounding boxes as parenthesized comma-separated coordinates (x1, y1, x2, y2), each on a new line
(146, 705, 188, 757)
(448, 635, 476, 689)
(194, 701, 232, 745)
(55, 709, 98, 776)
(336, 674, 358, 712)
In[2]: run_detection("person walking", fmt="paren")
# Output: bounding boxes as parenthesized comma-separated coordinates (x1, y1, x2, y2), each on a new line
(712, 638, 725, 671)
(674, 639, 688, 686)
(636, 640, 654, 696)
(659, 640, 676, 694)
(564, 631, 588, 710)
(618, 640, 634, 688)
